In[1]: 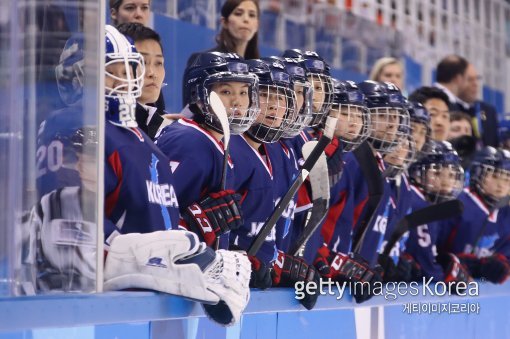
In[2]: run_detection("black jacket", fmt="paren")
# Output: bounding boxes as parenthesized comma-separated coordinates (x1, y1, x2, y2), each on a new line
(456, 100, 500, 148)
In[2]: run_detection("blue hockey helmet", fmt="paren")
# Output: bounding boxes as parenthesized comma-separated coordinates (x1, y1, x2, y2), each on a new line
(328, 79, 370, 152)
(408, 140, 464, 203)
(469, 146, 510, 208)
(104, 24, 145, 128)
(268, 56, 313, 138)
(281, 49, 333, 127)
(55, 33, 85, 106)
(245, 58, 297, 143)
(183, 51, 259, 135)
(357, 80, 409, 154)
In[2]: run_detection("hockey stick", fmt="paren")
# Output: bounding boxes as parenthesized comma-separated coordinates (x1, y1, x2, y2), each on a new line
(381, 199, 464, 257)
(289, 140, 330, 256)
(351, 141, 385, 254)
(247, 116, 337, 256)
(209, 91, 230, 190)
(209, 91, 231, 250)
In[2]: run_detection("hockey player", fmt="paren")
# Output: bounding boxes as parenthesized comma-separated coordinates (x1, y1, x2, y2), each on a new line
(228, 58, 320, 310)
(404, 140, 471, 284)
(300, 79, 370, 263)
(314, 81, 409, 303)
(36, 33, 89, 198)
(441, 147, 510, 283)
(25, 26, 252, 326)
(155, 51, 259, 248)
(407, 100, 431, 153)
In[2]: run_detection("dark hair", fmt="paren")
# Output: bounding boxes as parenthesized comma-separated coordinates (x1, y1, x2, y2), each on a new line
(117, 23, 163, 53)
(450, 111, 472, 124)
(217, 0, 260, 59)
(409, 86, 450, 108)
(109, 0, 152, 25)
(436, 55, 468, 83)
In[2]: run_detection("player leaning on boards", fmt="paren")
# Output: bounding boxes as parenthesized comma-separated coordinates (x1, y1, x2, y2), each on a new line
(441, 147, 510, 284)
(155, 52, 259, 249)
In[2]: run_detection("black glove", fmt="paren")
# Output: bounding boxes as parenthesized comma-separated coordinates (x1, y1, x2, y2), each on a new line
(314, 246, 380, 303)
(272, 250, 320, 310)
(183, 190, 243, 246)
(324, 137, 343, 187)
(396, 253, 423, 282)
(247, 255, 272, 289)
(458, 253, 510, 284)
(378, 254, 398, 282)
(436, 253, 472, 294)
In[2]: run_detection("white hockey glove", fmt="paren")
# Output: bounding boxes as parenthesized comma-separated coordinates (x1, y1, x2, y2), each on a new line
(103, 230, 251, 325)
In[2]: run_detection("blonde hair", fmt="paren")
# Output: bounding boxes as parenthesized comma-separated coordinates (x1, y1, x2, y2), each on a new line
(369, 57, 404, 82)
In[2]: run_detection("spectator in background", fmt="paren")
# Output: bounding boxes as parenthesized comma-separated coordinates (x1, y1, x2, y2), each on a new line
(448, 111, 476, 169)
(434, 54, 468, 112)
(409, 86, 450, 142)
(369, 57, 405, 91)
(457, 63, 500, 147)
(184, 0, 260, 105)
(110, 0, 150, 26)
(117, 23, 171, 140)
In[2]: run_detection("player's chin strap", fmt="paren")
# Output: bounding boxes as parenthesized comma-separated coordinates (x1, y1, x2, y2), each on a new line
(103, 230, 251, 326)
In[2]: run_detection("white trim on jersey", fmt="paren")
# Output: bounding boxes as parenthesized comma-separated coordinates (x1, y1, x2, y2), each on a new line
(464, 188, 499, 222)
(178, 119, 234, 168)
(239, 134, 273, 179)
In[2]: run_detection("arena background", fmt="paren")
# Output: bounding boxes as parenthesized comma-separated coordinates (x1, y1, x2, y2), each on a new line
(1, 0, 510, 338)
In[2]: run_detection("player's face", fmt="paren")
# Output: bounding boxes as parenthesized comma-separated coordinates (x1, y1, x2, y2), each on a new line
(372, 108, 398, 142)
(425, 98, 450, 141)
(459, 64, 480, 104)
(309, 75, 326, 113)
(211, 82, 251, 118)
(111, 0, 150, 26)
(448, 119, 472, 139)
(136, 39, 165, 105)
(105, 61, 135, 94)
(426, 166, 458, 195)
(329, 105, 363, 140)
(294, 83, 305, 113)
(411, 121, 427, 152)
(257, 87, 288, 128)
(77, 153, 97, 193)
(378, 63, 404, 90)
(482, 169, 510, 200)
(222, 0, 259, 45)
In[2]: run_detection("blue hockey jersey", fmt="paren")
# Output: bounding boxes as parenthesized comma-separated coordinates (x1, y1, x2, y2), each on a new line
(104, 122, 180, 242)
(442, 188, 510, 260)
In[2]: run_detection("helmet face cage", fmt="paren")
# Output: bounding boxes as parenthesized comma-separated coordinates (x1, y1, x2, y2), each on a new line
(368, 106, 409, 154)
(329, 103, 370, 152)
(248, 83, 297, 143)
(411, 163, 464, 203)
(104, 52, 145, 99)
(282, 79, 313, 138)
(473, 164, 510, 206)
(201, 71, 260, 135)
(56, 35, 85, 106)
(384, 134, 417, 178)
(104, 25, 145, 128)
(308, 73, 334, 127)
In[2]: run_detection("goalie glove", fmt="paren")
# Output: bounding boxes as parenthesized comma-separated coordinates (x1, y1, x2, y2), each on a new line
(183, 190, 243, 246)
(272, 250, 320, 310)
(103, 230, 251, 326)
(458, 253, 510, 284)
